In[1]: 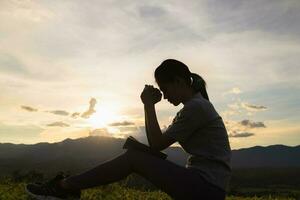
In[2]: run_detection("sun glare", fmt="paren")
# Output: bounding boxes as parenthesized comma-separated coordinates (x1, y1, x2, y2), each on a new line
(87, 103, 121, 129)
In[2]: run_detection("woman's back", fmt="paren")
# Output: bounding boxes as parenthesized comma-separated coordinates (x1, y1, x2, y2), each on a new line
(163, 92, 232, 191)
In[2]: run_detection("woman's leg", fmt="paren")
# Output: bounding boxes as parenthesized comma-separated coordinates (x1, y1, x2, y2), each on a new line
(62, 148, 225, 199)
(61, 149, 132, 190)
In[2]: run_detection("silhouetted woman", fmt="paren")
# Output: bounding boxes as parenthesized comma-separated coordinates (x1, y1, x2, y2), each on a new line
(26, 59, 231, 200)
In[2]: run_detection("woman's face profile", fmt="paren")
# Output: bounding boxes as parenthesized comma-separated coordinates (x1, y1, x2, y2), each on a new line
(157, 80, 182, 106)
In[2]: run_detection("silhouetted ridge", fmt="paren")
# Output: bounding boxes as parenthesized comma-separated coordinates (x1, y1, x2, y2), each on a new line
(0, 136, 299, 177)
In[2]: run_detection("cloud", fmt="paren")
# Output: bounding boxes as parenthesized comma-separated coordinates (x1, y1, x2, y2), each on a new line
(229, 131, 255, 138)
(204, 0, 300, 36)
(20, 98, 97, 119)
(46, 121, 70, 127)
(109, 121, 135, 126)
(0, 53, 28, 75)
(71, 112, 80, 119)
(90, 125, 150, 145)
(89, 125, 144, 142)
(221, 101, 267, 119)
(221, 102, 242, 118)
(241, 103, 267, 111)
(20, 98, 98, 122)
(20, 105, 38, 112)
(139, 5, 166, 19)
(0, 0, 54, 23)
(221, 109, 240, 119)
(239, 119, 266, 128)
(89, 128, 111, 137)
(223, 87, 242, 96)
(47, 110, 69, 116)
(81, 98, 97, 119)
(117, 126, 138, 133)
(227, 103, 240, 110)
(229, 87, 242, 94)
(225, 119, 265, 139)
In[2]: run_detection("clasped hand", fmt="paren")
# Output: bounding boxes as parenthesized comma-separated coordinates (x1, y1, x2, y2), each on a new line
(140, 85, 162, 105)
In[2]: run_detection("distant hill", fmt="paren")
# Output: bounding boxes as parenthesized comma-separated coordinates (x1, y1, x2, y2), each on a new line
(0, 136, 299, 176)
(231, 144, 300, 168)
(0, 136, 126, 176)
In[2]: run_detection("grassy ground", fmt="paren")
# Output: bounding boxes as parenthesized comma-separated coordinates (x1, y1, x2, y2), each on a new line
(0, 182, 297, 200)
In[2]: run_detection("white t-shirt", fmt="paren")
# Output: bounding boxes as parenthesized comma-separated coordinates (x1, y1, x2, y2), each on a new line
(164, 92, 232, 191)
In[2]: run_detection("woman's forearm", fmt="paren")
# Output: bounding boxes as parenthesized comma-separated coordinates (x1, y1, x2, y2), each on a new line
(144, 104, 162, 149)
(144, 106, 152, 147)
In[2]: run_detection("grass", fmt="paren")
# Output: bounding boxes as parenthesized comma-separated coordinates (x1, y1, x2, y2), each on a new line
(0, 181, 298, 200)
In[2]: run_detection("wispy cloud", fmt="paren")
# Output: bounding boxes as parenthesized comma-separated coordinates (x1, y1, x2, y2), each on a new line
(241, 103, 267, 111)
(221, 100, 267, 119)
(225, 118, 266, 139)
(71, 112, 80, 119)
(46, 121, 70, 127)
(47, 110, 69, 116)
(229, 131, 255, 138)
(19, 98, 98, 124)
(223, 87, 242, 96)
(20, 105, 38, 112)
(109, 121, 135, 126)
(81, 98, 97, 119)
(239, 120, 266, 128)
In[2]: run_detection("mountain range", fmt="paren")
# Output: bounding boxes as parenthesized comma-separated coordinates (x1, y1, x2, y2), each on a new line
(0, 136, 299, 176)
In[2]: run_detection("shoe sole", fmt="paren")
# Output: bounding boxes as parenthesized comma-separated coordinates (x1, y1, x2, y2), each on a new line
(25, 185, 80, 200)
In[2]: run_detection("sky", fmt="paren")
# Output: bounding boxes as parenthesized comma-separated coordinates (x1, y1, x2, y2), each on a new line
(0, 0, 299, 149)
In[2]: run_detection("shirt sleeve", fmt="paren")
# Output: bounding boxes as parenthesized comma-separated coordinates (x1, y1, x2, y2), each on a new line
(163, 102, 209, 144)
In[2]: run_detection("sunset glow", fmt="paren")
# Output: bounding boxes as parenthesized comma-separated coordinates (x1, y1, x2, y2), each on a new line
(0, 0, 299, 149)
(86, 103, 122, 129)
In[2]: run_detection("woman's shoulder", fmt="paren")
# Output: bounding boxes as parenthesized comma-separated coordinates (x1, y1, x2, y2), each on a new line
(184, 95, 213, 110)
(183, 97, 219, 119)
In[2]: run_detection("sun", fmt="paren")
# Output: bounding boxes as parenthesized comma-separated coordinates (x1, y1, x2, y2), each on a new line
(87, 103, 121, 129)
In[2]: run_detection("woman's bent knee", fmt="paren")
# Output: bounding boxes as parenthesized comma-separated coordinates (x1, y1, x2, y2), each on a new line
(124, 148, 146, 159)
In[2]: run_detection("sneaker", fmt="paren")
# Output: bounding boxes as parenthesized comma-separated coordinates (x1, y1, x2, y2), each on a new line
(25, 172, 81, 200)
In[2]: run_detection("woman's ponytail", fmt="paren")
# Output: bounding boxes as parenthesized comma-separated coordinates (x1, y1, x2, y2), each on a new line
(190, 73, 209, 101)
(154, 59, 209, 101)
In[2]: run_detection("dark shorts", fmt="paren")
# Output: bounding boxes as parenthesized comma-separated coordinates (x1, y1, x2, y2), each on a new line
(185, 168, 226, 200)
